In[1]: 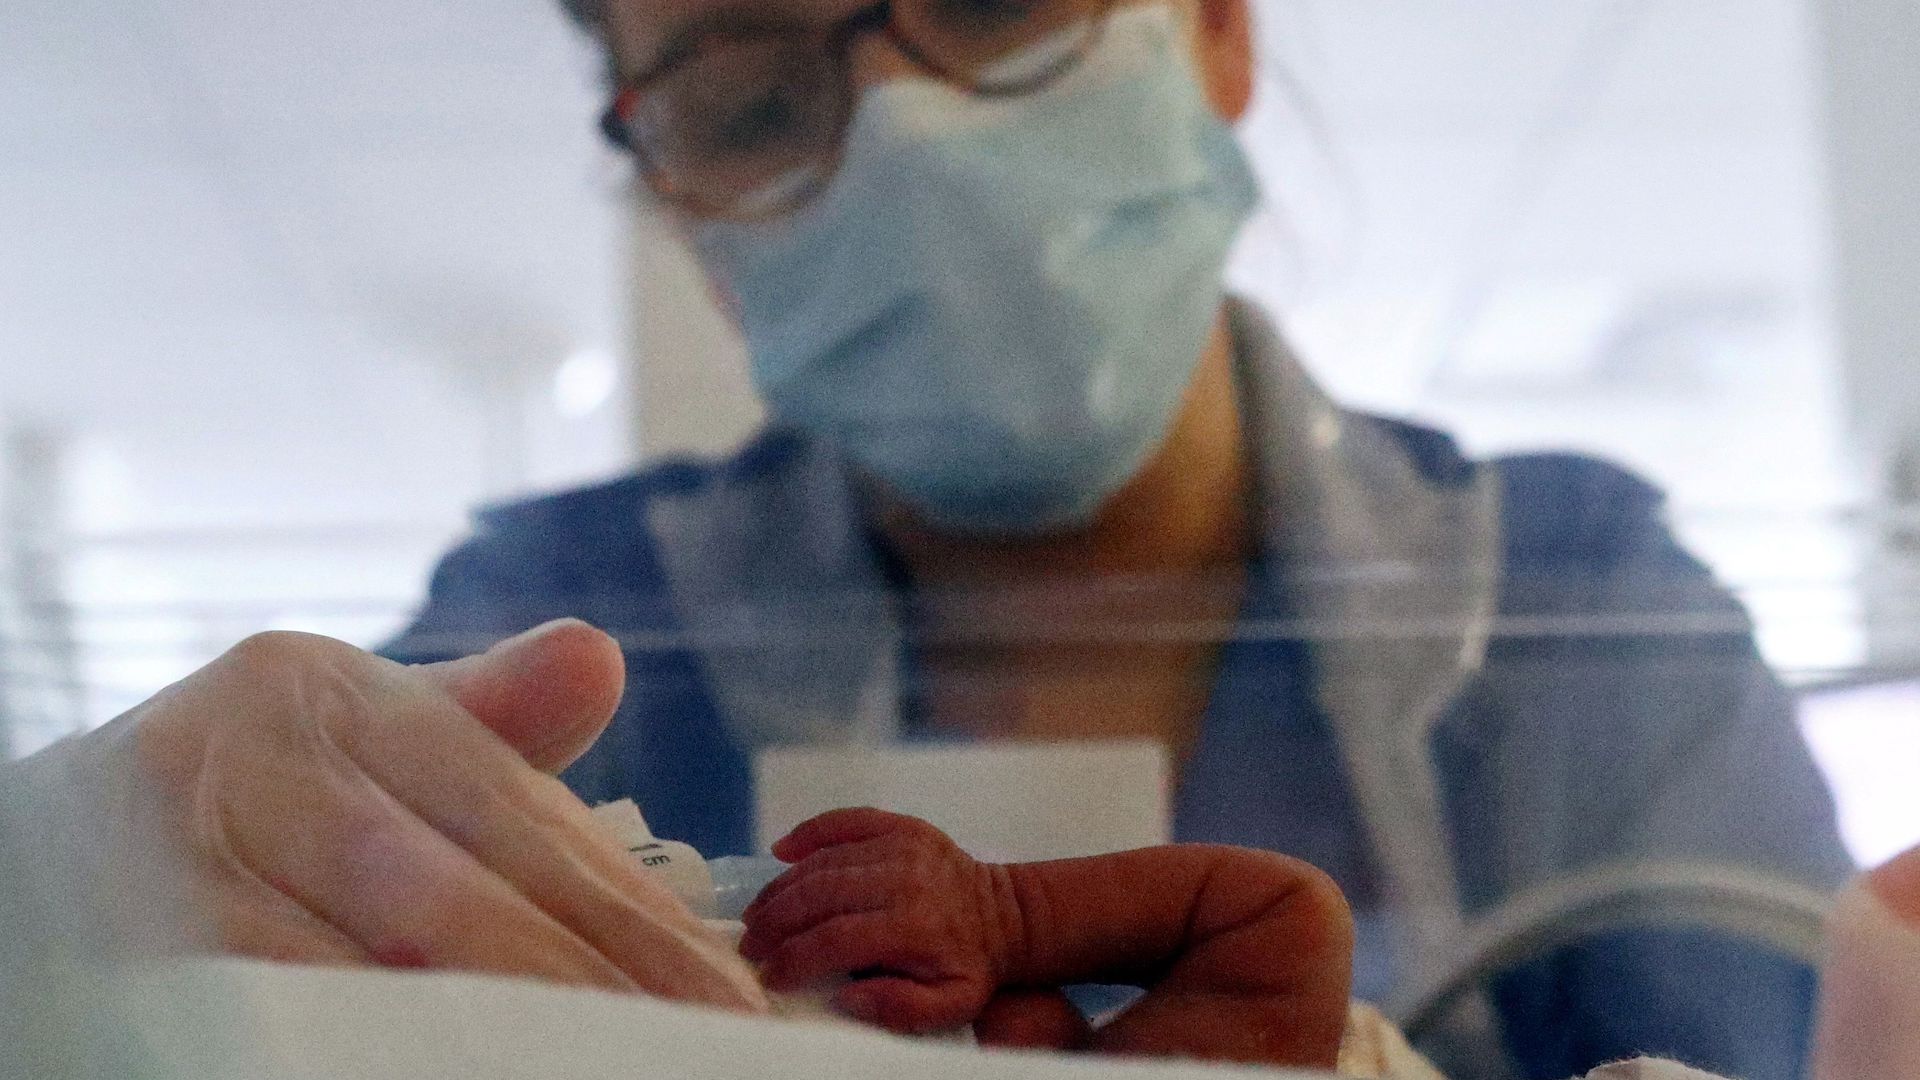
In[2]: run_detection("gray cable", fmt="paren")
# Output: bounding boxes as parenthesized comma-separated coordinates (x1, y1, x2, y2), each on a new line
(1391, 860, 1835, 1043)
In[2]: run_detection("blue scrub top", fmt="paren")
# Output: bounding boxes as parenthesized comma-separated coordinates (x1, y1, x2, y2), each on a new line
(384, 305, 1852, 1080)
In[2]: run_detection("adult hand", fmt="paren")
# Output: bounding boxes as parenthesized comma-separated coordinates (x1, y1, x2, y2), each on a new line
(11, 620, 766, 1013)
(1868, 842, 1920, 921)
(1812, 842, 1920, 1080)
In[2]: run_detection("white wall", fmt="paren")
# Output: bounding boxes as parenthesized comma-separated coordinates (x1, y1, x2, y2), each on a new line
(1813, 0, 1920, 669)
(1226, 0, 1864, 677)
(628, 209, 761, 459)
(0, 0, 639, 746)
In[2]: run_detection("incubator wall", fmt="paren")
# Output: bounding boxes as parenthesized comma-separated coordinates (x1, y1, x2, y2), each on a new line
(2, 2, 1918, 1079)
(6, 531, 1913, 1080)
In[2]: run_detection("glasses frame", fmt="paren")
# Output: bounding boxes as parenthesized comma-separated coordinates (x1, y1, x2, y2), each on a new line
(601, 0, 1116, 220)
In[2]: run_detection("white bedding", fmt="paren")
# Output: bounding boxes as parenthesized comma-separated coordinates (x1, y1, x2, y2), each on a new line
(88, 958, 1714, 1080)
(108, 959, 1323, 1080)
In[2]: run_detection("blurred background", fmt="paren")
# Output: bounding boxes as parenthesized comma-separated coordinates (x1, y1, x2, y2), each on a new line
(1, 0, 1916, 862)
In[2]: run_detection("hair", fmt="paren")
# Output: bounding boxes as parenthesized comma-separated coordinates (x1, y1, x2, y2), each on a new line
(556, 0, 620, 86)
(556, 0, 606, 34)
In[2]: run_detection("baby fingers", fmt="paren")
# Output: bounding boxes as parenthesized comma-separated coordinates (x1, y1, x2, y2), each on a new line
(835, 975, 988, 1034)
(771, 807, 944, 864)
(758, 910, 941, 991)
(744, 834, 913, 922)
(739, 864, 901, 963)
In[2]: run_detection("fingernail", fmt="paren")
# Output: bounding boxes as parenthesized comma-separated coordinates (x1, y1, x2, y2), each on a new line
(490, 618, 589, 655)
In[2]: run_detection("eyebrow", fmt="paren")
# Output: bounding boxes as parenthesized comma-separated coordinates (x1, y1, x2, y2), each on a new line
(630, 3, 813, 83)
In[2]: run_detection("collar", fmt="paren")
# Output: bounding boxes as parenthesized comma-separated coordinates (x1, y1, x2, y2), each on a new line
(1226, 299, 1502, 957)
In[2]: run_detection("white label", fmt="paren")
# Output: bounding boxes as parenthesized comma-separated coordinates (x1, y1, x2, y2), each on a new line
(753, 741, 1170, 862)
(588, 799, 714, 913)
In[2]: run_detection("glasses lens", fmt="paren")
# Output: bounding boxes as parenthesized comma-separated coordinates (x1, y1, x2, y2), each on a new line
(892, 0, 1107, 92)
(629, 32, 848, 217)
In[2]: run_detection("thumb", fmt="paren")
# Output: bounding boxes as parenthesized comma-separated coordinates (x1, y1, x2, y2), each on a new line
(1869, 844, 1920, 924)
(417, 619, 627, 774)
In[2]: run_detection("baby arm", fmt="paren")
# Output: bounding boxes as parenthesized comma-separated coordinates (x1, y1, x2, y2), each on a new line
(738, 808, 1354, 1069)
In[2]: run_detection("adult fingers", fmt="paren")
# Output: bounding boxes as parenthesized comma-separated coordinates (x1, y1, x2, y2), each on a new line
(179, 636, 641, 994)
(1869, 844, 1920, 920)
(417, 619, 626, 774)
(198, 862, 371, 969)
(146, 629, 760, 1009)
(365, 748, 767, 1010)
(327, 658, 767, 1011)
(218, 759, 641, 993)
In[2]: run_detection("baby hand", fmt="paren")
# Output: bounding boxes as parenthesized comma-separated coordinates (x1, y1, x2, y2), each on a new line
(739, 808, 1019, 1034)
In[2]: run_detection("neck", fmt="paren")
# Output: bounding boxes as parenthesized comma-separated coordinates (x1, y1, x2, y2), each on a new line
(878, 311, 1254, 599)
(879, 312, 1253, 759)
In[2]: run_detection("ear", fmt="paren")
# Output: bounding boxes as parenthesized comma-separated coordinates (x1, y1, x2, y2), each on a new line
(1190, 0, 1255, 122)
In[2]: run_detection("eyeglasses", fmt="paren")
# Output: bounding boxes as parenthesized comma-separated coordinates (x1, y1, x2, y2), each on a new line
(601, 0, 1117, 220)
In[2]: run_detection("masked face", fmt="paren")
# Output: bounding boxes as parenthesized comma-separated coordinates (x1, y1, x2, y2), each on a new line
(607, 1, 1258, 534)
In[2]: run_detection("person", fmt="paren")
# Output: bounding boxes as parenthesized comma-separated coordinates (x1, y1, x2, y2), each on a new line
(8, 620, 1359, 1072)
(376, 0, 1852, 1077)
(741, 806, 1356, 1069)
(0, 0, 1853, 1073)
(735, 806, 1766, 1080)
(4, 625, 1817, 1080)
(2, 620, 769, 1014)
(1812, 836, 1920, 1080)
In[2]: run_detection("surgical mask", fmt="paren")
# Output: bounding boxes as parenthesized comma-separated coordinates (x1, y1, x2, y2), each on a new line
(692, 5, 1258, 533)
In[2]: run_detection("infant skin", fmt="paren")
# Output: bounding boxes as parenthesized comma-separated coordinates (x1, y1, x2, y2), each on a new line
(738, 808, 1355, 1070)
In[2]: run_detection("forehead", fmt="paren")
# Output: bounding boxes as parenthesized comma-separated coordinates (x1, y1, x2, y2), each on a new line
(605, 0, 869, 70)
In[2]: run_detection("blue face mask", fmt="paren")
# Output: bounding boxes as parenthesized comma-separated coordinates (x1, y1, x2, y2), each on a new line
(692, 5, 1257, 534)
